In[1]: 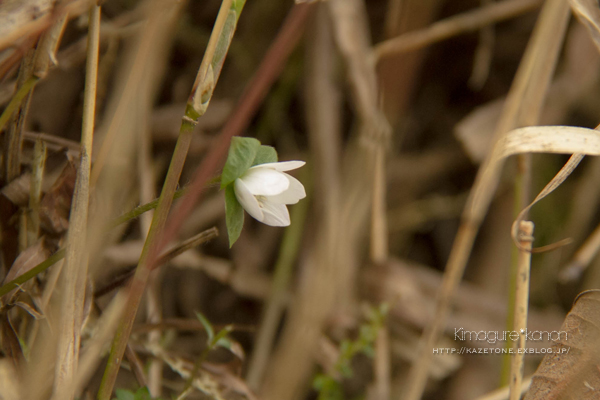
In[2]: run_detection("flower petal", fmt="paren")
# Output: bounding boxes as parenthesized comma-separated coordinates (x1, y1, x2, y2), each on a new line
(259, 200, 291, 227)
(234, 179, 264, 222)
(266, 174, 306, 204)
(251, 160, 305, 172)
(239, 168, 289, 196)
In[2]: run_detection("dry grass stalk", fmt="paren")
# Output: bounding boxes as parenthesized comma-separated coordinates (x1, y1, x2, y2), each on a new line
(374, 0, 542, 61)
(404, 0, 571, 398)
(51, 5, 100, 399)
(509, 221, 534, 400)
(469, 0, 495, 89)
(27, 138, 46, 246)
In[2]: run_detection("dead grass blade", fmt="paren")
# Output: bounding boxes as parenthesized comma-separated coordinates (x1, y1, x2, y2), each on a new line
(404, 0, 571, 398)
(51, 4, 100, 399)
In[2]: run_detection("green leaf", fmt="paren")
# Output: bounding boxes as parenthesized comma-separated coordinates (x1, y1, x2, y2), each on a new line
(225, 185, 244, 247)
(133, 388, 152, 400)
(221, 137, 260, 188)
(195, 311, 214, 345)
(251, 145, 278, 166)
(212, 325, 233, 348)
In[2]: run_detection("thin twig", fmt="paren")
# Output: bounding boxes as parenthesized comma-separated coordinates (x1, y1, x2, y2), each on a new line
(374, 0, 542, 61)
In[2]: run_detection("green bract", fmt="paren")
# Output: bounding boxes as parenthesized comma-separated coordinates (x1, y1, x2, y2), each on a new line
(222, 136, 278, 247)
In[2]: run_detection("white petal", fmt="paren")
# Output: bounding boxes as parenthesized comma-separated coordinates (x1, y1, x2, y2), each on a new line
(251, 160, 305, 172)
(259, 200, 291, 226)
(266, 174, 306, 204)
(234, 179, 264, 222)
(240, 168, 289, 196)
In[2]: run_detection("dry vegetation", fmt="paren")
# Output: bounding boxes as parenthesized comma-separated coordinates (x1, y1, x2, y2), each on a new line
(2, 0, 600, 399)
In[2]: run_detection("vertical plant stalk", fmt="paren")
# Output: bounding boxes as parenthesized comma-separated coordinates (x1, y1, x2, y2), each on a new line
(28, 139, 47, 246)
(509, 221, 533, 400)
(52, 4, 100, 400)
(403, 0, 570, 398)
(370, 147, 388, 264)
(0, 76, 37, 138)
(97, 1, 246, 398)
(501, 154, 532, 385)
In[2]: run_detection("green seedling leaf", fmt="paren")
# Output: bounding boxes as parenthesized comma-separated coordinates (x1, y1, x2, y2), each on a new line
(195, 311, 214, 345)
(212, 325, 233, 348)
(225, 185, 244, 247)
(221, 137, 260, 188)
(251, 145, 278, 166)
(133, 387, 152, 400)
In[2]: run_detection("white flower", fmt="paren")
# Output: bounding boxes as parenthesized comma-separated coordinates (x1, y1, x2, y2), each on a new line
(234, 161, 306, 227)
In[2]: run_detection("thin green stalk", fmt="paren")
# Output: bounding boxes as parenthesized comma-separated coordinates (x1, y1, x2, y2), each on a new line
(0, 76, 38, 134)
(108, 187, 188, 229)
(97, 1, 246, 398)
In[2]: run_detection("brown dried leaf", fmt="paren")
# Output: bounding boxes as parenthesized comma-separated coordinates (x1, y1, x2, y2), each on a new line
(524, 290, 600, 399)
(1, 172, 31, 206)
(39, 159, 76, 234)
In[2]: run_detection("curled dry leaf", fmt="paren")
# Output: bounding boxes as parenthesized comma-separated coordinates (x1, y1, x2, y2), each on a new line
(524, 290, 600, 400)
(471, 125, 600, 249)
(1, 172, 31, 206)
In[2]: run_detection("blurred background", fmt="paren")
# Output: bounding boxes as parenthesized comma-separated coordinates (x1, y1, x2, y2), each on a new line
(2, 0, 600, 399)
